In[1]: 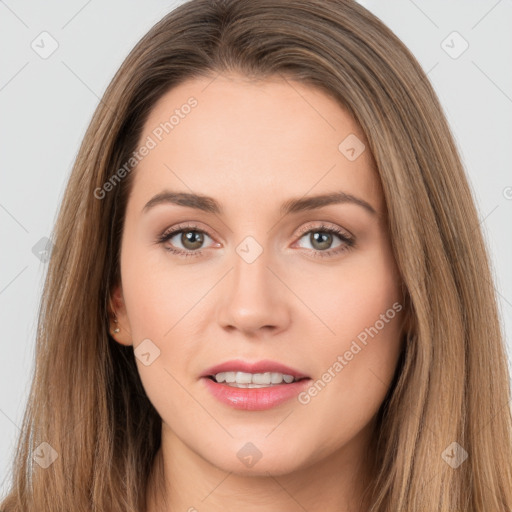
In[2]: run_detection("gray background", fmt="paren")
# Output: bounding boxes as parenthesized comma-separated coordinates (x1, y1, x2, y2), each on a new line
(1, 0, 511, 496)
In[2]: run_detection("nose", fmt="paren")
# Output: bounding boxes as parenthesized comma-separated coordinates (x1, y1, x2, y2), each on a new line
(216, 249, 291, 337)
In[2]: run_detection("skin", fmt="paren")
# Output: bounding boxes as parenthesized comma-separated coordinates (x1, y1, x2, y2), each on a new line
(110, 73, 406, 511)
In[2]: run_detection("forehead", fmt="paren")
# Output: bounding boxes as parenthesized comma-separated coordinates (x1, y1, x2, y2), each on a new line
(129, 73, 383, 216)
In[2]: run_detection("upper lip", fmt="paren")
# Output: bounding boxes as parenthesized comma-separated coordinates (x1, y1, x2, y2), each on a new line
(201, 359, 310, 379)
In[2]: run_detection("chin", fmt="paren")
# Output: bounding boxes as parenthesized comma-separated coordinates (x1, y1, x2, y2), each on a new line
(208, 446, 309, 477)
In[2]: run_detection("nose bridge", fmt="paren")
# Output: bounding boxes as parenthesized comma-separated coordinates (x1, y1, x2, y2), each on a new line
(216, 236, 290, 334)
(233, 241, 272, 298)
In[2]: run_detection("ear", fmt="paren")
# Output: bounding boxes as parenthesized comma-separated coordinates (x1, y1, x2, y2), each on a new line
(108, 283, 133, 346)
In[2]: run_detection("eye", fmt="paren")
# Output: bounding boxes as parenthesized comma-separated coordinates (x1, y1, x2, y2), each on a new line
(156, 223, 216, 258)
(294, 223, 355, 258)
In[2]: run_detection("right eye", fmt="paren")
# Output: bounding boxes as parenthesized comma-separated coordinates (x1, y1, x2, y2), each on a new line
(156, 223, 219, 258)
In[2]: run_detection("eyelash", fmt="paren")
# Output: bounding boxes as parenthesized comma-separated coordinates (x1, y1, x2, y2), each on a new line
(155, 222, 355, 259)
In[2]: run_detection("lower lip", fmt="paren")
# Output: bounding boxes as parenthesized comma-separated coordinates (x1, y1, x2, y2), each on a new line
(201, 377, 312, 411)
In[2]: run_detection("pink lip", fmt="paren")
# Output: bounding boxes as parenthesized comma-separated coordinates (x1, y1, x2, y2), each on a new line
(201, 359, 309, 379)
(202, 377, 312, 411)
(200, 359, 311, 411)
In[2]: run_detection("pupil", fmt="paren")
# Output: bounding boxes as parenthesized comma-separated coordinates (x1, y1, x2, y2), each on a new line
(182, 230, 203, 250)
(311, 232, 332, 250)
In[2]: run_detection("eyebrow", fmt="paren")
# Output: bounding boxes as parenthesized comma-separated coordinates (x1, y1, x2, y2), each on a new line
(142, 190, 377, 217)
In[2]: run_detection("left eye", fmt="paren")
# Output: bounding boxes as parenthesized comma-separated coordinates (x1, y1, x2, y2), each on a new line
(296, 229, 343, 251)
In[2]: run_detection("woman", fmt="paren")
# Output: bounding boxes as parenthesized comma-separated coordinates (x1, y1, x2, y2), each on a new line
(1, 0, 511, 510)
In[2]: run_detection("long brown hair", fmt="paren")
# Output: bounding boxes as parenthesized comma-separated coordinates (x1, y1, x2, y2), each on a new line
(2, 1, 511, 510)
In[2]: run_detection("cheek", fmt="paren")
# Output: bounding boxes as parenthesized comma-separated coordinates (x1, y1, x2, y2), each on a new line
(118, 243, 204, 427)
(300, 317, 403, 435)
(297, 240, 403, 352)
(120, 244, 207, 432)
(295, 247, 404, 432)
(120, 235, 203, 341)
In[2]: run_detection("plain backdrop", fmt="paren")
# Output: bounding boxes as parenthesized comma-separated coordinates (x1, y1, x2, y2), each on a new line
(1, 0, 511, 496)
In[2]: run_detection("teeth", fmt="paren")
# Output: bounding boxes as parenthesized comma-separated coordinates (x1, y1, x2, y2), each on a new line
(213, 371, 298, 386)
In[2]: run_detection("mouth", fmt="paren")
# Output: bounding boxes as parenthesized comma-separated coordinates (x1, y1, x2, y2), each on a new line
(204, 372, 309, 388)
(200, 359, 312, 410)
(201, 358, 310, 385)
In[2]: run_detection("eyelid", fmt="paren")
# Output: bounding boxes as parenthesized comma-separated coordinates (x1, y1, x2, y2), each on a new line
(294, 221, 353, 239)
(158, 221, 215, 241)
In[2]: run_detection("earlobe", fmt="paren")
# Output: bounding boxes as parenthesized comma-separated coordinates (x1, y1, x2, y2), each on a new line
(108, 284, 133, 346)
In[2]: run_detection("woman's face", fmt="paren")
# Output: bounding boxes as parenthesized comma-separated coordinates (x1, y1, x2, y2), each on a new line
(112, 73, 405, 476)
